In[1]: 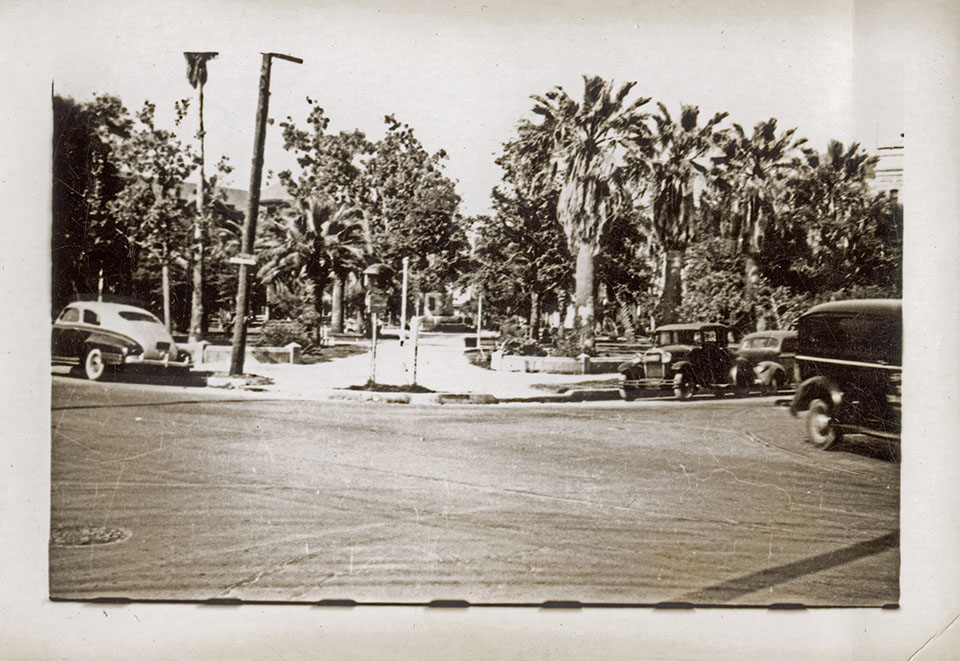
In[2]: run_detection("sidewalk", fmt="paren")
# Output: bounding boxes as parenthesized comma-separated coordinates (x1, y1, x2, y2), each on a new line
(202, 334, 622, 404)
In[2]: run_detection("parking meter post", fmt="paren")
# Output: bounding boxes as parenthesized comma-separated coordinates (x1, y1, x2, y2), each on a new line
(476, 290, 484, 360)
(400, 257, 409, 346)
(369, 312, 378, 384)
(410, 316, 420, 386)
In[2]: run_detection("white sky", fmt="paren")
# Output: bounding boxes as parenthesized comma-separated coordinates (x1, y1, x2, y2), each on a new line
(34, 0, 903, 217)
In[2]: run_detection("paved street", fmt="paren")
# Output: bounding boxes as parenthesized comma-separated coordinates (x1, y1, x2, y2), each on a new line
(50, 375, 899, 606)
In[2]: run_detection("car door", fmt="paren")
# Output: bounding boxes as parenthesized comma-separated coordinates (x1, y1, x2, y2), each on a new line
(52, 306, 85, 361)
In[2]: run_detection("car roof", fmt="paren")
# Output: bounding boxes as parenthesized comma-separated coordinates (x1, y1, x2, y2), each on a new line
(799, 299, 901, 319)
(741, 330, 797, 340)
(655, 323, 727, 332)
(63, 301, 159, 317)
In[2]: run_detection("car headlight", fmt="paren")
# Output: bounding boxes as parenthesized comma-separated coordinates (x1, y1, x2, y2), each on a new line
(661, 352, 672, 363)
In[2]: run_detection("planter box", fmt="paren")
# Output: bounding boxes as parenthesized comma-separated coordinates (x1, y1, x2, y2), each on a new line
(189, 342, 302, 365)
(490, 351, 622, 374)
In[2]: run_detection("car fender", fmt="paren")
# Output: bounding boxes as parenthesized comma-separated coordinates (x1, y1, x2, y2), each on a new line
(617, 357, 642, 374)
(789, 376, 842, 417)
(84, 331, 138, 362)
(671, 360, 693, 376)
(755, 360, 784, 385)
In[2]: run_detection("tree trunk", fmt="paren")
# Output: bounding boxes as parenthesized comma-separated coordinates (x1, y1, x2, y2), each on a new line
(659, 249, 684, 324)
(744, 252, 763, 330)
(618, 299, 636, 341)
(188, 81, 206, 343)
(331, 274, 345, 333)
(161, 262, 171, 332)
(574, 238, 595, 353)
(528, 290, 541, 341)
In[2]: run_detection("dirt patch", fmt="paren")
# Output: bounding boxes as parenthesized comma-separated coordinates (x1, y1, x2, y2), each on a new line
(51, 525, 132, 547)
(345, 381, 436, 393)
(531, 379, 620, 393)
(302, 344, 368, 364)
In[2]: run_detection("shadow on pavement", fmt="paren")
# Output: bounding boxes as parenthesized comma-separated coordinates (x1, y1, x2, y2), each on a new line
(679, 530, 900, 605)
(59, 367, 213, 388)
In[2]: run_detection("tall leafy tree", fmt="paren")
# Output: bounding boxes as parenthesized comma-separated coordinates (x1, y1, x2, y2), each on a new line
(103, 100, 197, 330)
(787, 140, 901, 296)
(184, 51, 218, 342)
(714, 118, 805, 328)
(52, 94, 132, 314)
(525, 75, 651, 351)
(641, 103, 728, 324)
(481, 127, 571, 339)
(364, 115, 469, 298)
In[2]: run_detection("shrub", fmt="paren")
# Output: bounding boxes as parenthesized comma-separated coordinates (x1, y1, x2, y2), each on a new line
(257, 320, 315, 351)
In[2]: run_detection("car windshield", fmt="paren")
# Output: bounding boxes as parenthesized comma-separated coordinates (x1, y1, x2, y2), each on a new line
(741, 337, 778, 349)
(657, 329, 701, 346)
(119, 311, 161, 323)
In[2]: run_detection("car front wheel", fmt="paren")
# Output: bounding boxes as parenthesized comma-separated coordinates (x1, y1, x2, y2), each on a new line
(673, 373, 694, 400)
(806, 398, 841, 449)
(83, 348, 106, 381)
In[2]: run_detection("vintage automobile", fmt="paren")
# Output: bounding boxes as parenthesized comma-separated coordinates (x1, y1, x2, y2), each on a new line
(51, 301, 191, 381)
(789, 299, 901, 449)
(736, 329, 798, 395)
(618, 322, 754, 401)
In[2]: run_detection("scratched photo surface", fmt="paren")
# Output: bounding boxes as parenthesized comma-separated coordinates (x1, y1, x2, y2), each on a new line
(49, 0, 903, 606)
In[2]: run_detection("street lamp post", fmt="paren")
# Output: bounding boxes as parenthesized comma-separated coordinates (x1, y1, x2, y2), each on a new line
(229, 52, 302, 376)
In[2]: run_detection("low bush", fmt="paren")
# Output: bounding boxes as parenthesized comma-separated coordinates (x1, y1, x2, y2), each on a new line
(256, 320, 315, 351)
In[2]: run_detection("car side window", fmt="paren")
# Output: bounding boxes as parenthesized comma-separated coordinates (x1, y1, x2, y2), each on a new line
(83, 310, 100, 326)
(59, 307, 80, 322)
(781, 338, 797, 353)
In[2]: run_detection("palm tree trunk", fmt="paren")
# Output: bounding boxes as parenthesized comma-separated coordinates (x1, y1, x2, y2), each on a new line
(331, 274, 345, 333)
(528, 290, 541, 341)
(744, 252, 763, 330)
(618, 299, 636, 341)
(574, 238, 595, 352)
(660, 249, 684, 324)
(188, 81, 206, 343)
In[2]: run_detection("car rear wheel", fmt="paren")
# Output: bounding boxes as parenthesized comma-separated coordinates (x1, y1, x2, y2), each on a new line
(806, 398, 841, 449)
(762, 372, 782, 396)
(673, 373, 694, 400)
(733, 364, 752, 397)
(83, 348, 106, 381)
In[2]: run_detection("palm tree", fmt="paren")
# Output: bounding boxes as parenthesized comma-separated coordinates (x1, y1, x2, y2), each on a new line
(643, 103, 728, 324)
(525, 75, 650, 351)
(184, 51, 218, 343)
(715, 118, 805, 328)
(257, 200, 366, 332)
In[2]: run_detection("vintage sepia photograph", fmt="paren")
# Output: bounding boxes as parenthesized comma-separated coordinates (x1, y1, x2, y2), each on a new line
(48, 0, 904, 606)
(5, 0, 960, 658)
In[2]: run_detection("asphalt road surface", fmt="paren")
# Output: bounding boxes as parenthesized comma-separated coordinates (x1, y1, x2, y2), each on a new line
(50, 375, 900, 606)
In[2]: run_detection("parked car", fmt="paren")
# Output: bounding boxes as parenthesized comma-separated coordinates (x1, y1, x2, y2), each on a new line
(789, 299, 901, 449)
(618, 322, 753, 400)
(51, 301, 191, 381)
(736, 330, 798, 395)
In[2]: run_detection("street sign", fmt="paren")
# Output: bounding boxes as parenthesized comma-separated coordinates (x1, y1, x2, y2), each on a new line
(229, 253, 257, 266)
(366, 292, 388, 315)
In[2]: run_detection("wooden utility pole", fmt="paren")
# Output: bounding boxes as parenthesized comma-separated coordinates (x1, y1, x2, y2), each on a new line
(229, 52, 302, 376)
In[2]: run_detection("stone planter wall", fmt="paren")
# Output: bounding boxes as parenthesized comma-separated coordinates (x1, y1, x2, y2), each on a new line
(490, 350, 622, 374)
